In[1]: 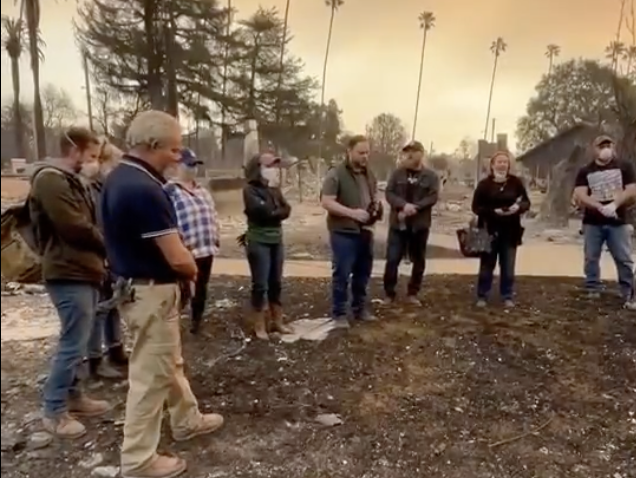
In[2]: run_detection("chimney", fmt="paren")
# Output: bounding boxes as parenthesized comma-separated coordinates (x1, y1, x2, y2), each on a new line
(496, 133, 508, 151)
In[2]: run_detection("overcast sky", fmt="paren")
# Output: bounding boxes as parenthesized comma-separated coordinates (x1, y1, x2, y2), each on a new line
(0, 0, 622, 151)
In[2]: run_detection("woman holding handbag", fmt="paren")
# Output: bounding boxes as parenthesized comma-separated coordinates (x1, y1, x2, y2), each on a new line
(471, 151, 531, 308)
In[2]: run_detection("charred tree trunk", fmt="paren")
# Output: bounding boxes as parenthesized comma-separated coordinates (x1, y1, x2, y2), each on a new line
(143, 0, 164, 110)
(540, 146, 588, 227)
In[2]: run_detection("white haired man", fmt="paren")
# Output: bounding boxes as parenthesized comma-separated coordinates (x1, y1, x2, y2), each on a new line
(101, 110, 224, 478)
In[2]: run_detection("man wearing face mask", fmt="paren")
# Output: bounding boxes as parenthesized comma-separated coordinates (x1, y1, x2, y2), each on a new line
(28, 127, 112, 439)
(240, 152, 294, 340)
(573, 135, 636, 307)
(165, 148, 220, 334)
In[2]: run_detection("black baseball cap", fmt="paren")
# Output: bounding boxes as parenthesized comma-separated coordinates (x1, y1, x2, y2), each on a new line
(593, 135, 614, 147)
(402, 140, 425, 153)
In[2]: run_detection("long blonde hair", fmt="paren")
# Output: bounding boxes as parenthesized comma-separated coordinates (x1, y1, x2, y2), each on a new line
(98, 137, 123, 175)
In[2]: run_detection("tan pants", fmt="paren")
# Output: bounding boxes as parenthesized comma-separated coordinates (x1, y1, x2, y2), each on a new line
(119, 283, 201, 474)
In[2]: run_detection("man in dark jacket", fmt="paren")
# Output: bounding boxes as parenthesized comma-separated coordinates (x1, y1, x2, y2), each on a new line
(320, 135, 383, 328)
(383, 140, 439, 305)
(29, 127, 111, 439)
(242, 152, 295, 339)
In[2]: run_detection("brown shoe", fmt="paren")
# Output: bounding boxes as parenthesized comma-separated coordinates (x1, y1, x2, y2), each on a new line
(173, 413, 224, 442)
(122, 454, 187, 478)
(252, 309, 269, 340)
(269, 304, 293, 334)
(42, 412, 86, 439)
(68, 395, 112, 417)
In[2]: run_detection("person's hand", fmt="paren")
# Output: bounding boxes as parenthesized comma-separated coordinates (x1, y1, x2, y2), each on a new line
(508, 203, 520, 214)
(402, 203, 418, 216)
(398, 211, 406, 221)
(494, 208, 506, 215)
(599, 202, 618, 218)
(350, 208, 370, 223)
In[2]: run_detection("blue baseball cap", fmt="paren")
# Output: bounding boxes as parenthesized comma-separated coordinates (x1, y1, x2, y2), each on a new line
(180, 148, 203, 167)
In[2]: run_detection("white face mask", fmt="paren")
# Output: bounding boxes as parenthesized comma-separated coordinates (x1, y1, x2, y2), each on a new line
(493, 171, 507, 181)
(598, 148, 614, 162)
(261, 167, 281, 188)
(181, 166, 198, 180)
(79, 161, 100, 179)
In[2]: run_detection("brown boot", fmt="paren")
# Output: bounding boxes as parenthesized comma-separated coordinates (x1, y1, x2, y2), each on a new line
(252, 309, 269, 340)
(42, 413, 86, 439)
(122, 454, 187, 478)
(173, 413, 224, 442)
(68, 395, 112, 417)
(269, 304, 293, 334)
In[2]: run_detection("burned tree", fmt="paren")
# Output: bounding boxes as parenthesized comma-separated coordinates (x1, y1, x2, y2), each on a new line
(516, 59, 634, 227)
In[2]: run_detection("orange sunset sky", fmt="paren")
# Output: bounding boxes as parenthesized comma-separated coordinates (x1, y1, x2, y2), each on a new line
(0, 0, 623, 152)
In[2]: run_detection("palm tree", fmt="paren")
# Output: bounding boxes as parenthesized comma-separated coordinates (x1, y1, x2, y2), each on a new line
(622, 45, 636, 75)
(1, 16, 28, 159)
(483, 37, 507, 142)
(21, 0, 47, 159)
(317, 0, 344, 163)
(220, 0, 232, 160)
(545, 43, 560, 76)
(606, 40, 626, 72)
(274, 0, 291, 120)
(411, 11, 435, 140)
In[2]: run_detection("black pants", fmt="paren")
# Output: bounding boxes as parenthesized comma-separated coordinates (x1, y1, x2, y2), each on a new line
(184, 255, 214, 325)
(477, 238, 517, 300)
(383, 228, 430, 298)
(246, 240, 284, 310)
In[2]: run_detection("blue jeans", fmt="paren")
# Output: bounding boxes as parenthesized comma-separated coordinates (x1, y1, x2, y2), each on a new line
(246, 240, 284, 310)
(88, 281, 123, 359)
(43, 281, 99, 417)
(88, 309, 123, 359)
(583, 224, 634, 299)
(330, 230, 374, 318)
(477, 238, 517, 300)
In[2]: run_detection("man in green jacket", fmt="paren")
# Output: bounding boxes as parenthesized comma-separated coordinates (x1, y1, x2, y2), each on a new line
(320, 135, 383, 328)
(29, 127, 111, 439)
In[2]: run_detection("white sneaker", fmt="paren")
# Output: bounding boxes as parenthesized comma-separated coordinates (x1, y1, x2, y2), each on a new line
(623, 301, 636, 310)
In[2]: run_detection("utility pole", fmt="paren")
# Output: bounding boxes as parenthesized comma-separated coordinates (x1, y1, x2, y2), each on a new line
(491, 118, 496, 143)
(82, 49, 94, 131)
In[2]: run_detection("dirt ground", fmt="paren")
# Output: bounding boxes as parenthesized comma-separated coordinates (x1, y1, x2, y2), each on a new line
(2, 275, 635, 478)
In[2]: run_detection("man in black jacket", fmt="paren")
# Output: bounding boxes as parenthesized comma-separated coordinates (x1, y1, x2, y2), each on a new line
(383, 141, 439, 305)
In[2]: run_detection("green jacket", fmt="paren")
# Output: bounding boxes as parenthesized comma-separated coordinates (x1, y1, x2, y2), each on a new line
(321, 161, 378, 234)
(29, 166, 106, 284)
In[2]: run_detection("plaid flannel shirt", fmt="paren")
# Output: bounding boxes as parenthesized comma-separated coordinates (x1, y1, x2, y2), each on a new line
(165, 181, 219, 258)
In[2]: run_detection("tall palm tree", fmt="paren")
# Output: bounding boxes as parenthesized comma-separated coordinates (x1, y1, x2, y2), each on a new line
(411, 11, 435, 140)
(622, 45, 636, 75)
(22, 0, 47, 159)
(606, 40, 626, 72)
(274, 0, 291, 121)
(545, 43, 560, 76)
(483, 37, 507, 142)
(1, 16, 27, 159)
(317, 0, 344, 163)
(220, 0, 232, 160)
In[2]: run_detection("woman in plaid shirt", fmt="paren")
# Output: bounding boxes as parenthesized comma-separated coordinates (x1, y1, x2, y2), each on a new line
(165, 149, 220, 334)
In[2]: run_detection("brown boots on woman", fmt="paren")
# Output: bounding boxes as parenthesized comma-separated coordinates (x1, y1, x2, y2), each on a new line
(251, 303, 293, 340)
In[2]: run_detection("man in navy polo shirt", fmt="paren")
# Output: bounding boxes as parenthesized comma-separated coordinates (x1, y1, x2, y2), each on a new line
(101, 110, 224, 478)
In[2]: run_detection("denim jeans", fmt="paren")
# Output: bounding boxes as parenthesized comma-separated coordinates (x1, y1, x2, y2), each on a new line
(476, 238, 517, 300)
(43, 280, 99, 417)
(88, 281, 123, 359)
(88, 309, 123, 359)
(246, 240, 284, 310)
(330, 230, 374, 318)
(383, 227, 429, 298)
(583, 224, 634, 299)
